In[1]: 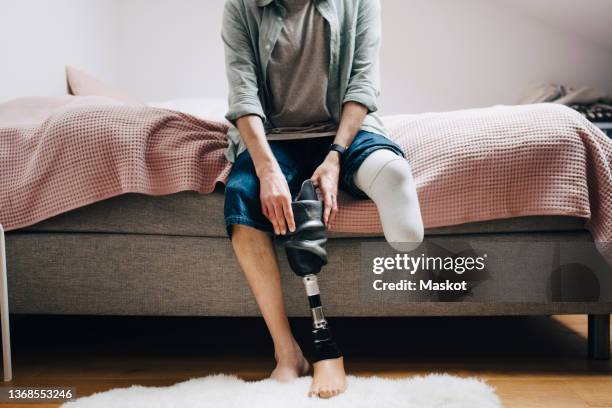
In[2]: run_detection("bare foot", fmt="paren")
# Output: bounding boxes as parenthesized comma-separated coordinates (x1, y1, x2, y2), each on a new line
(308, 357, 347, 398)
(270, 346, 310, 382)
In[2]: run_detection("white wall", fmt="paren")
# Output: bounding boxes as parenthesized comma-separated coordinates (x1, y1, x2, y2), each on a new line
(508, 0, 612, 50)
(380, 0, 612, 114)
(0, 0, 120, 103)
(114, 0, 227, 102)
(2, 0, 612, 113)
(110, 0, 612, 113)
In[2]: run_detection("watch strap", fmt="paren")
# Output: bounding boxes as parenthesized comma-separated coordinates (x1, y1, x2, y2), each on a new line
(329, 143, 347, 156)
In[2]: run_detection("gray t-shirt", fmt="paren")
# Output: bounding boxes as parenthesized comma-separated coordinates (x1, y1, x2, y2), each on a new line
(266, 0, 338, 140)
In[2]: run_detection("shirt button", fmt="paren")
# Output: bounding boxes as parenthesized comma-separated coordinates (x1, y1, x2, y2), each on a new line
(277, 17, 282, 21)
(265, 44, 271, 50)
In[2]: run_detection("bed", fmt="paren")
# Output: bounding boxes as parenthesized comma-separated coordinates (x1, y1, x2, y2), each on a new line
(1, 95, 610, 360)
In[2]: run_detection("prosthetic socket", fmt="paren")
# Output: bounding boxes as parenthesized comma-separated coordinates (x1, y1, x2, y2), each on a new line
(278, 180, 342, 362)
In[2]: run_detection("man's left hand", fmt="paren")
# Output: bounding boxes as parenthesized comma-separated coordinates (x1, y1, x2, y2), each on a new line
(311, 152, 340, 227)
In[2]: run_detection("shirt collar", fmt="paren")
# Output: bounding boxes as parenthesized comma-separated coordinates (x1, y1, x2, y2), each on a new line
(257, 0, 323, 7)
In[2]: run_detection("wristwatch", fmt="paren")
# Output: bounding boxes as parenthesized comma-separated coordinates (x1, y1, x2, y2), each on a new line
(329, 143, 347, 157)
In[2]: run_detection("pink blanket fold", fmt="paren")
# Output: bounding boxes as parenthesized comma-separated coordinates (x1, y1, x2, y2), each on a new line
(0, 97, 231, 230)
(1, 97, 611, 261)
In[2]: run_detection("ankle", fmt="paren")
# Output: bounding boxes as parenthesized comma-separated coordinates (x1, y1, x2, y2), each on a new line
(274, 341, 303, 363)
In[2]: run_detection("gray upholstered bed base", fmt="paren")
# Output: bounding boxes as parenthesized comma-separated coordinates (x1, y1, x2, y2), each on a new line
(4, 193, 611, 358)
(6, 230, 611, 316)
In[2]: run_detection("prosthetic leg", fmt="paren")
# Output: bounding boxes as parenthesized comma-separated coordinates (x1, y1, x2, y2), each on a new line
(278, 180, 342, 362)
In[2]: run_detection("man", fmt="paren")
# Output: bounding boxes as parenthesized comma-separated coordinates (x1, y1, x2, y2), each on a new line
(222, 0, 423, 398)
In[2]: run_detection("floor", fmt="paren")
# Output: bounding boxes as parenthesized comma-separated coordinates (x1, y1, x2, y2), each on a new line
(4, 314, 612, 408)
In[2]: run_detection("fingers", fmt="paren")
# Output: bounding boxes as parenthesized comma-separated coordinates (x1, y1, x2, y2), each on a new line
(282, 195, 296, 232)
(272, 200, 287, 235)
(329, 193, 338, 227)
(263, 195, 292, 235)
(323, 191, 333, 226)
(320, 184, 337, 227)
(260, 199, 283, 235)
(262, 173, 337, 233)
(264, 202, 281, 235)
(258, 171, 295, 235)
(311, 173, 338, 228)
(310, 176, 323, 200)
(261, 199, 269, 219)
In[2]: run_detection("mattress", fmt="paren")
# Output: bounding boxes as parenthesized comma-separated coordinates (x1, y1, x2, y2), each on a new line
(21, 192, 587, 239)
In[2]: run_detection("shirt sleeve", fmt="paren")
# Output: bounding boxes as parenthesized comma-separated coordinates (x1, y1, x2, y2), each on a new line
(342, 0, 382, 113)
(221, 0, 267, 125)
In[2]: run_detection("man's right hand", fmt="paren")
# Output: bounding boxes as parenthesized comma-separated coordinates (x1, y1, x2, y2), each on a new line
(258, 167, 295, 235)
(235, 115, 295, 235)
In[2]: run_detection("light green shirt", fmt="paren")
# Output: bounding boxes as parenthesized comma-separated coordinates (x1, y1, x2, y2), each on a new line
(221, 0, 387, 162)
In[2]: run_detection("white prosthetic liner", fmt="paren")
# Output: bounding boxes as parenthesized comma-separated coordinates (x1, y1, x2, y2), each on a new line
(354, 149, 424, 252)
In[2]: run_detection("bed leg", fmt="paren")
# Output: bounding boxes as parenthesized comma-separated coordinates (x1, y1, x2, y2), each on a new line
(588, 314, 610, 360)
(0, 225, 12, 381)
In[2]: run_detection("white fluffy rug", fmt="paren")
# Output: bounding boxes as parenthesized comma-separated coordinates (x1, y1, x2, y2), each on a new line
(62, 374, 501, 408)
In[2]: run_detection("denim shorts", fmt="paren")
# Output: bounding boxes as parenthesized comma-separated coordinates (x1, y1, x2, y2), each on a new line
(223, 130, 404, 237)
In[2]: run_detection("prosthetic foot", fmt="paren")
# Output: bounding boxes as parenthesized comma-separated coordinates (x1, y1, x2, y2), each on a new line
(278, 180, 342, 362)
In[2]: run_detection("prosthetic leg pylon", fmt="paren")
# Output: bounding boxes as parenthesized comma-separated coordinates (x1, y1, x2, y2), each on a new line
(279, 180, 342, 362)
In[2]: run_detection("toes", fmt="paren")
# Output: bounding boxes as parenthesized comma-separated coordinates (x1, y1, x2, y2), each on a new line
(319, 389, 332, 399)
(309, 384, 346, 398)
(323, 388, 343, 399)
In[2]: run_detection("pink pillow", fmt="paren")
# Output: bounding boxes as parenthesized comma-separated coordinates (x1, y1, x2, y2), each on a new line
(65, 66, 143, 105)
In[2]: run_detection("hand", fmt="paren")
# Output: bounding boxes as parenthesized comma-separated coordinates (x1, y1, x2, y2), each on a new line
(259, 167, 295, 235)
(311, 153, 340, 227)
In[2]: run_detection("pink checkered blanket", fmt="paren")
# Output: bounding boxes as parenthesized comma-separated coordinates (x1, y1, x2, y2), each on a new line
(0, 97, 231, 230)
(1, 97, 610, 261)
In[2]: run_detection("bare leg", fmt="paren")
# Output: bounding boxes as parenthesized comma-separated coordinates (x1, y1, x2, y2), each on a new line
(231, 225, 309, 381)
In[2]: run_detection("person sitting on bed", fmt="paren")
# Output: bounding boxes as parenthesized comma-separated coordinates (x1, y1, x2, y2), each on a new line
(221, 0, 424, 398)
